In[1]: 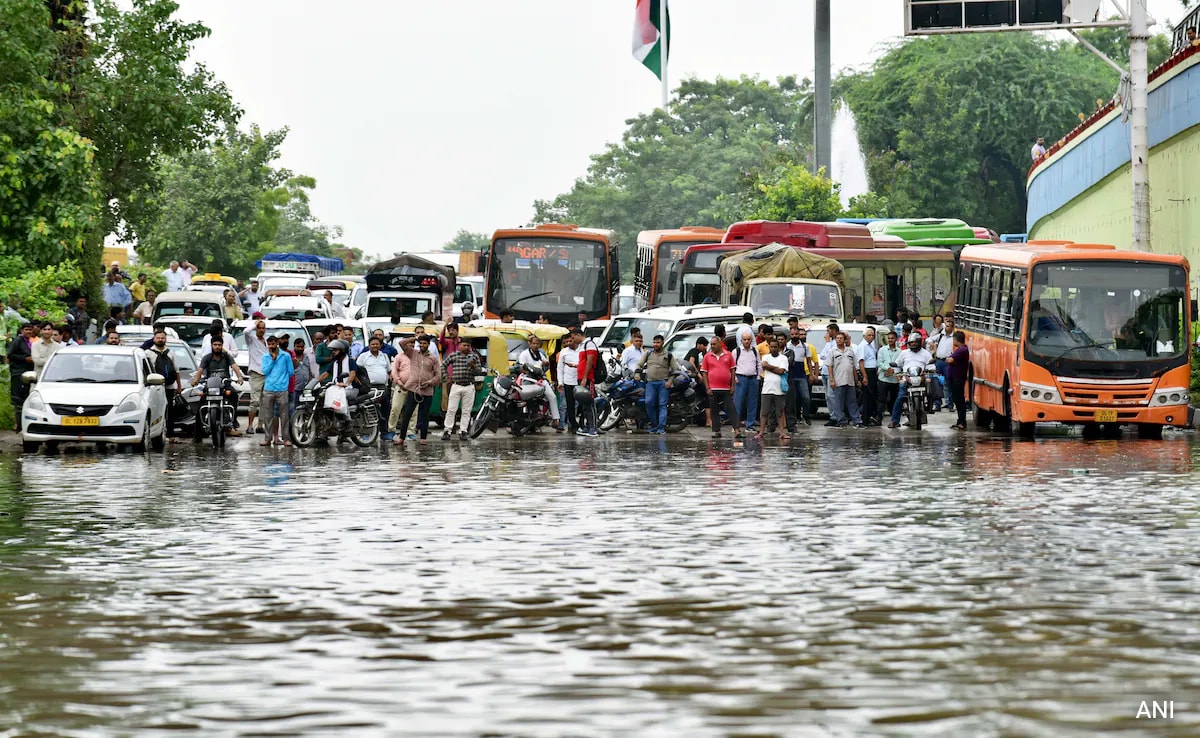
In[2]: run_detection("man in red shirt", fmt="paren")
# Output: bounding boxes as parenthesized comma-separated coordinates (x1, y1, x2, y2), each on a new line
(700, 334, 744, 439)
(574, 328, 600, 435)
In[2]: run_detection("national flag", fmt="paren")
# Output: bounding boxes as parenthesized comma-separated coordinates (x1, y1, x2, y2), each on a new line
(632, 0, 670, 80)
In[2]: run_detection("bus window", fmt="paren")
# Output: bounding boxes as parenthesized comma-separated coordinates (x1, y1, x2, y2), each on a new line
(865, 268, 886, 321)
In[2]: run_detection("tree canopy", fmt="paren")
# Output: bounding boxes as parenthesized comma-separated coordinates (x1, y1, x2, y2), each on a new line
(533, 76, 814, 278)
(841, 33, 1125, 234)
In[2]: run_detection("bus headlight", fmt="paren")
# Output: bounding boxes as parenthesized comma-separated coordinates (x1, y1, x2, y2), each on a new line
(1151, 387, 1188, 406)
(1019, 382, 1062, 404)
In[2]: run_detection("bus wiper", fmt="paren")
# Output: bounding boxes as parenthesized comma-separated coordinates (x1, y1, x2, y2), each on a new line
(1048, 342, 1110, 360)
(507, 292, 554, 310)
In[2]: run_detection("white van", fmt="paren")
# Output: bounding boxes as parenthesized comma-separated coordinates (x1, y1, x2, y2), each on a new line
(151, 291, 225, 324)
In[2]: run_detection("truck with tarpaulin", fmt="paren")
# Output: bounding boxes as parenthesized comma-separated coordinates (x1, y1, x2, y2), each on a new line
(255, 252, 345, 278)
(364, 254, 456, 322)
(717, 243, 846, 324)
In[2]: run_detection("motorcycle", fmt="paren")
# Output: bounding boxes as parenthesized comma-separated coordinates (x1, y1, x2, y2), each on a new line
(289, 378, 383, 447)
(599, 367, 700, 433)
(891, 362, 931, 430)
(469, 366, 554, 438)
(185, 374, 244, 449)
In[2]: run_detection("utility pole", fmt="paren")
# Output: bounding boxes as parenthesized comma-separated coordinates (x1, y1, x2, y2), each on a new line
(814, 0, 832, 176)
(1130, 0, 1151, 252)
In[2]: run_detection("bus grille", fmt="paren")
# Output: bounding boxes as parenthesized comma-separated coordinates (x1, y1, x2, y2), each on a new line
(1058, 380, 1153, 406)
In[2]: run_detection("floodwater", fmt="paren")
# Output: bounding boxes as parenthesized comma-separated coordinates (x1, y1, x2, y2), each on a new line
(1, 431, 1199, 737)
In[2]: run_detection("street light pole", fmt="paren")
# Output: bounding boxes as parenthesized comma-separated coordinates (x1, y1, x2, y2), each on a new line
(1130, 0, 1151, 252)
(814, 0, 832, 176)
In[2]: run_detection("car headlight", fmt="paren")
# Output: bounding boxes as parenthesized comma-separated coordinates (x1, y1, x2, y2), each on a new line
(25, 391, 45, 413)
(1019, 382, 1062, 404)
(116, 393, 142, 414)
(1150, 387, 1188, 406)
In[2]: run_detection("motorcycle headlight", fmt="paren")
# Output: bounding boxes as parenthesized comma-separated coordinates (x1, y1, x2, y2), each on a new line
(116, 393, 141, 414)
(907, 375, 922, 387)
(25, 391, 45, 413)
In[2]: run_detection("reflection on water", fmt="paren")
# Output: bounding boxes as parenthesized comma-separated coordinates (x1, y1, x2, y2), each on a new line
(1, 435, 1199, 736)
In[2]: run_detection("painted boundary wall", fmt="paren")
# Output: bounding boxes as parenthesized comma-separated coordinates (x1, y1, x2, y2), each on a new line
(1027, 48, 1200, 281)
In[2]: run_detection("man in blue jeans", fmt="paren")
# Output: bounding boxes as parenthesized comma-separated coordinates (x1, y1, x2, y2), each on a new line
(732, 332, 762, 430)
(635, 334, 678, 434)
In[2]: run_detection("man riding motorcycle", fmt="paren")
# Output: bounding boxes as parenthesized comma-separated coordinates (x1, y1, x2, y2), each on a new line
(516, 334, 561, 431)
(190, 336, 246, 438)
(888, 332, 933, 429)
(318, 339, 360, 429)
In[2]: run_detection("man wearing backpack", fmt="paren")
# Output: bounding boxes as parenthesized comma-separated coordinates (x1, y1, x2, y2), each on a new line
(146, 328, 182, 442)
(732, 332, 762, 431)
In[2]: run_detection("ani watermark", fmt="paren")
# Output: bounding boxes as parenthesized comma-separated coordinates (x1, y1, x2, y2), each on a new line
(1136, 700, 1175, 719)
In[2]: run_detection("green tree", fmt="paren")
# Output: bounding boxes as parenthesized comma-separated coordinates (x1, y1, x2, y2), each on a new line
(533, 76, 814, 278)
(134, 126, 292, 277)
(442, 229, 489, 252)
(47, 0, 238, 312)
(843, 33, 1120, 234)
(716, 163, 845, 223)
(0, 0, 100, 268)
(1075, 24, 1173, 69)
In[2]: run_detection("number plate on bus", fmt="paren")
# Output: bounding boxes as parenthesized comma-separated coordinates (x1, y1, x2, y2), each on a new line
(62, 416, 99, 426)
(1095, 410, 1118, 423)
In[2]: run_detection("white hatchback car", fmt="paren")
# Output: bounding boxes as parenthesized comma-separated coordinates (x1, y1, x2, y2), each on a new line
(20, 345, 169, 452)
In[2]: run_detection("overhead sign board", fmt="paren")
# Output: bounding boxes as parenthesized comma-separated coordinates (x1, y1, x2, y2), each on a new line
(905, 0, 1123, 35)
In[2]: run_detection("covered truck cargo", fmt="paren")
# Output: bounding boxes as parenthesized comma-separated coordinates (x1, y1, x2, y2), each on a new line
(718, 242, 846, 297)
(256, 252, 344, 276)
(366, 254, 457, 319)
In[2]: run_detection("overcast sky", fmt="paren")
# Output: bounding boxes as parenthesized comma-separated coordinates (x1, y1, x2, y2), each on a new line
(174, 0, 1186, 258)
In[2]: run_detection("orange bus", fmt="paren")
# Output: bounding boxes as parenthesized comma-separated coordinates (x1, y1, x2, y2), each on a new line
(958, 242, 1190, 438)
(634, 226, 725, 308)
(484, 223, 619, 324)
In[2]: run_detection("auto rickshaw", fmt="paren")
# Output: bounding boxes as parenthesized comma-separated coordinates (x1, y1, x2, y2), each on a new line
(456, 324, 512, 412)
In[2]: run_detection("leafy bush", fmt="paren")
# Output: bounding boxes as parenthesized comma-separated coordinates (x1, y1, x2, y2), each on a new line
(0, 260, 83, 323)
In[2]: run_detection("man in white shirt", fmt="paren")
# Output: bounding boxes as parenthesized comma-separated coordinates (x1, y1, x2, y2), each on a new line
(930, 315, 956, 411)
(757, 337, 790, 439)
(162, 261, 189, 292)
(323, 290, 346, 319)
(888, 333, 934, 428)
(855, 327, 879, 425)
(557, 333, 582, 433)
(619, 334, 646, 375)
(239, 279, 263, 315)
(516, 335, 561, 430)
(244, 320, 270, 434)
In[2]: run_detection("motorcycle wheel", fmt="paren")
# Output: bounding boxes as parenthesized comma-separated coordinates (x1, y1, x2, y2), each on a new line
(349, 410, 379, 447)
(665, 418, 687, 433)
(469, 405, 493, 438)
(599, 406, 623, 431)
(912, 398, 924, 430)
(209, 408, 223, 449)
(290, 407, 317, 448)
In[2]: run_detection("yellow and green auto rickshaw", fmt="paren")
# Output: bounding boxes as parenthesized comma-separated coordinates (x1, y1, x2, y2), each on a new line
(455, 324, 510, 413)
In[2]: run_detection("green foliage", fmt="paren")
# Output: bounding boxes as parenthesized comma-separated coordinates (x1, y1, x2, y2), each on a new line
(443, 229, 490, 252)
(0, 0, 100, 266)
(1076, 26, 1173, 69)
(133, 126, 331, 278)
(716, 163, 844, 223)
(0, 261, 83, 323)
(533, 76, 814, 278)
(843, 33, 1120, 234)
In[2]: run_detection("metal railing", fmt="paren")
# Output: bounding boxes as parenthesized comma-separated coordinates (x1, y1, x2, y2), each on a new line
(1173, 5, 1200, 53)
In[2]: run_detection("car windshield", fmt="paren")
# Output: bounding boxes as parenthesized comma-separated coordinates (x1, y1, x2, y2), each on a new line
(808, 329, 867, 366)
(303, 324, 364, 345)
(169, 344, 197, 373)
(155, 302, 221, 319)
(163, 322, 211, 347)
(258, 276, 309, 293)
(42, 353, 139, 383)
(262, 307, 317, 321)
(748, 283, 841, 318)
(665, 334, 707, 364)
(1026, 261, 1187, 361)
(366, 296, 435, 319)
(601, 317, 678, 349)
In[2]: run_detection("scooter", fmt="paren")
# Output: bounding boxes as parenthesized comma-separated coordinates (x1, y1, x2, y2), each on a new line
(468, 366, 554, 438)
(290, 378, 384, 447)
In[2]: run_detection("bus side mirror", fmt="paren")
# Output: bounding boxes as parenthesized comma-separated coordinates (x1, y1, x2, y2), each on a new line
(667, 263, 679, 291)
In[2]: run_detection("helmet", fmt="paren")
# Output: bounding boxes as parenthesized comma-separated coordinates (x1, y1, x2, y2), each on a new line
(907, 333, 923, 346)
(328, 339, 350, 352)
(461, 301, 474, 312)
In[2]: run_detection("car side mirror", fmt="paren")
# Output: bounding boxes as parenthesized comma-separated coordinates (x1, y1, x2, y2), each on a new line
(21, 371, 35, 385)
(146, 373, 165, 386)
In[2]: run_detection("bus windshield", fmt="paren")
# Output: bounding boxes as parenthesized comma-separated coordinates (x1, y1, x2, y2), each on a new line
(1026, 261, 1187, 361)
(681, 273, 720, 305)
(488, 238, 608, 320)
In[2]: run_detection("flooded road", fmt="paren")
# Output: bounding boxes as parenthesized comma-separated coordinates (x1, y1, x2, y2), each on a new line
(2, 431, 1198, 736)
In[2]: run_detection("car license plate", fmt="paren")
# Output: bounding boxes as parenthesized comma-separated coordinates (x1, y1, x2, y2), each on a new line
(61, 416, 99, 426)
(1095, 410, 1118, 423)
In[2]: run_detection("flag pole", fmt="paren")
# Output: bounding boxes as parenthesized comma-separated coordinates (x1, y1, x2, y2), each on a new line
(660, 0, 669, 112)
